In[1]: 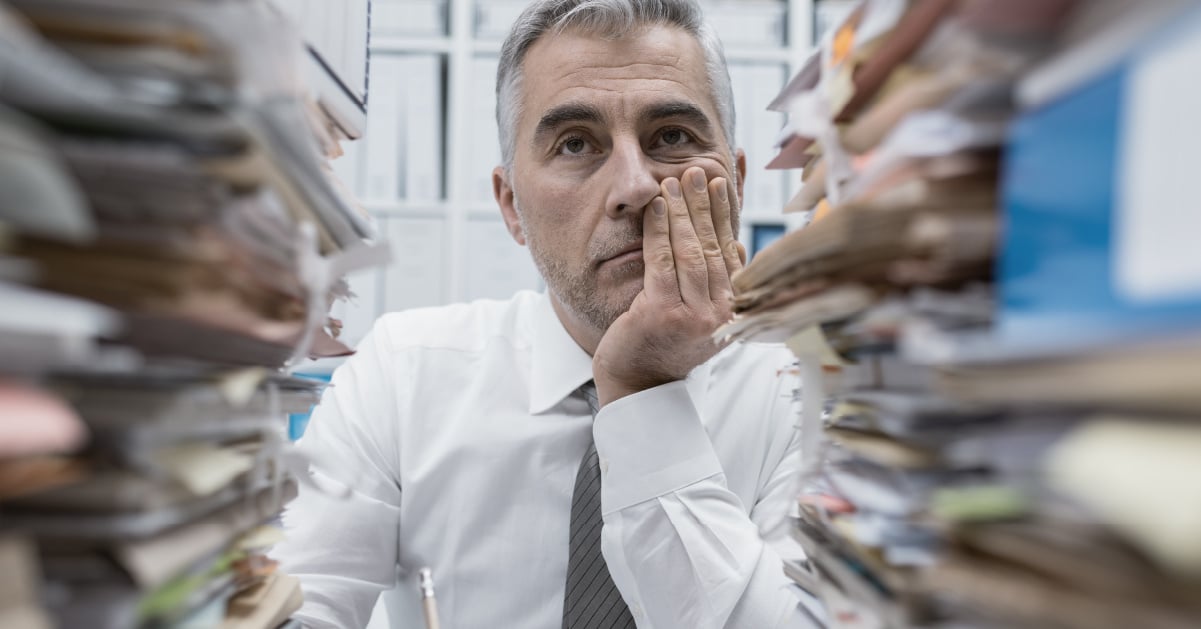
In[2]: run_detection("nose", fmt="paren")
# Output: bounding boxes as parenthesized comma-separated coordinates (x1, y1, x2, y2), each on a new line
(603, 137, 661, 219)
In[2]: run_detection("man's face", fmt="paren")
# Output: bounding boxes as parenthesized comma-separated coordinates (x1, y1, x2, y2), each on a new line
(495, 24, 745, 333)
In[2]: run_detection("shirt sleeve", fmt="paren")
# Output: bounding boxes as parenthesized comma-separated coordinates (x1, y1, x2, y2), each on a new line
(593, 377, 813, 629)
(272, 320, 403, 629)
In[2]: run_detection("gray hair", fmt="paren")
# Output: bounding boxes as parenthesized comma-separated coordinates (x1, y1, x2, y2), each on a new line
(496, 0, 736, 170)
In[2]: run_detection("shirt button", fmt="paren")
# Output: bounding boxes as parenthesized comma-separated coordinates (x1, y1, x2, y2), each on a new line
(599, 457, 609, 475)
(631, 603, 643, 618)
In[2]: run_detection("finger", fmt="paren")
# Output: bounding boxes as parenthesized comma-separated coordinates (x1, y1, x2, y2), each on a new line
(683, 168, 731, 304)
(711, 176, 744, 277)
(662, 177, 710, 305)
(642, 196, 680, 303)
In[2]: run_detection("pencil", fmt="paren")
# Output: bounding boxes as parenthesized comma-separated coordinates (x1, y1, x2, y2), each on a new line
(418, 567, 441, 629)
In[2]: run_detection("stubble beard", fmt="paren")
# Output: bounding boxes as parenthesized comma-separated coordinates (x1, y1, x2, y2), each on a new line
(517, 202, 643, 333)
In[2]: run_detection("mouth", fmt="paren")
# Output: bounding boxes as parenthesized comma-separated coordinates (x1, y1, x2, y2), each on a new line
(600, 243, 643, 267)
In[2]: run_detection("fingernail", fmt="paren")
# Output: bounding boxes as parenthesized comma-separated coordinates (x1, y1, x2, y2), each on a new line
(664, 178, 681, 198)
(652, 197, 666, 216)
(688, 169, 706, 192)
(716, 179, 728, 202)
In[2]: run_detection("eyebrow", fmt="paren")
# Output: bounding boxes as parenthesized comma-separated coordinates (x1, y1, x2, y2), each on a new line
(529, 99, 717, 148)
(532, 102, 606, 146)
(641, 101, 714, 136)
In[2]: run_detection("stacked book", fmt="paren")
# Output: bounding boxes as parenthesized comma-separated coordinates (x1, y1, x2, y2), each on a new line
(0, 1, 381, 627)
(725, 1, 1201, 627)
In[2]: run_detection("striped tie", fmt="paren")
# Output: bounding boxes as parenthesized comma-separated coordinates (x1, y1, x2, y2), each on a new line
(562, 382, 637, 629)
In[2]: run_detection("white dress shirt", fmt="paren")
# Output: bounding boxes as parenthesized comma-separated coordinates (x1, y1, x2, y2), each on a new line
(274, 290, 809, 629)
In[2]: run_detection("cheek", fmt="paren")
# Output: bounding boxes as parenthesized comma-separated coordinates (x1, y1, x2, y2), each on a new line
(662, 157, 735, 187)
(701, 161, 734, 184)
(520, 182, 596, 249)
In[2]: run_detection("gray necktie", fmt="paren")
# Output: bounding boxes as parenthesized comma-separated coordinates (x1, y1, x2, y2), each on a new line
(562, 382, 637, 629)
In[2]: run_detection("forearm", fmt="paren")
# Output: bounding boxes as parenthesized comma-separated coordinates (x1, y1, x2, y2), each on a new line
(276, 461, 400, 629)
(594, 383, 812, 629)
(603, 485, 806, 629)
(271, 321, 403, 628)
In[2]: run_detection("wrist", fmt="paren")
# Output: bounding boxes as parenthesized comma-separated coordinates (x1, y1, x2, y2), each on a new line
(592, 369, 675, 407)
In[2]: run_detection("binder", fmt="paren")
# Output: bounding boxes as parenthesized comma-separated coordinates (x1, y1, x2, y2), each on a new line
(363, 55, 406, 201)
(730, 62, 788, 215)
(468, 55, 502, 206)
(382, 216, 447, 314)
(463, 218, 542, 301)
(400, 54, 444, 203)
(475, 1, 527, 40)
(706, 1, 786, 48)
(373, 0, 447, 38)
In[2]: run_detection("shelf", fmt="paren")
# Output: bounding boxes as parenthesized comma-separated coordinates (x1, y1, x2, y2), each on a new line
(471, 40, 503, 55)
(370, 36, 453, 54)
(362, 200, 450, 216)
(725, 47, 802, 63)
(371, 41, 804, 64)
(361, 200, 507, 217)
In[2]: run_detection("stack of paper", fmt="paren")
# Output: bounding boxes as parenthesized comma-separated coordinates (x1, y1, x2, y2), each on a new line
(728, 1, 1201, 627)
(0, 1, 382, 627)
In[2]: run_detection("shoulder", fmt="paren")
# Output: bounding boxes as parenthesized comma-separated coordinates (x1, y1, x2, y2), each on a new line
(367, 290, 541, 358)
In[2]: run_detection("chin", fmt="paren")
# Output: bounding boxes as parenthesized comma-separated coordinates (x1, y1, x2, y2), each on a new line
(589, 268, 641, 310)
(549, 260, 646, 331)
(609, 275, 644, 312)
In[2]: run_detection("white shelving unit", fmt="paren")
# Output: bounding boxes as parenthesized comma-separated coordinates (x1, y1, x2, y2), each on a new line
(324, 0, 859, 362)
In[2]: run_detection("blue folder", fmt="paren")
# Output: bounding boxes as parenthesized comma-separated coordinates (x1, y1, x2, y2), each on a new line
(997, 6, 1201, 349)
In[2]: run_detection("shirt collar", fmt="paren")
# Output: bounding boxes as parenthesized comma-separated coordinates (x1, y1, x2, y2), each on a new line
(529, 292, 596, 415)
(527, 291, 715, 415)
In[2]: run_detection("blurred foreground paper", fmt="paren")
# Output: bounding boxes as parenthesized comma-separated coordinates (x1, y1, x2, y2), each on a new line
(1046, 417, 1201, 577)
(0, 381, 87, 457)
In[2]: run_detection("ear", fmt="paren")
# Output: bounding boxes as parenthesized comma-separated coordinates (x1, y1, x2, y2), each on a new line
(493, 166, 526, 246)
(734, 148, 747, 206)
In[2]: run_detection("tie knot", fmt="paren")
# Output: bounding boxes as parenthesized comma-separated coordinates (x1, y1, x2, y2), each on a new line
(578, 380, 599, 416)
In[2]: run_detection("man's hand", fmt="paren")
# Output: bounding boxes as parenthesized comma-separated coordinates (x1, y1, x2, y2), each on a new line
(592, 166, 746, 407)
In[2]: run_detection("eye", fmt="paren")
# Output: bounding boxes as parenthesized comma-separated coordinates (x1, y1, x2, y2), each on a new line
(655, 127, 695, 148)
(557, 135, 592, 156)
(663, 129, 687, 144)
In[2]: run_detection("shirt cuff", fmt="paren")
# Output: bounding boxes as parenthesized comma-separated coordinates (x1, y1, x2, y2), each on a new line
(593, 381, 724, 513)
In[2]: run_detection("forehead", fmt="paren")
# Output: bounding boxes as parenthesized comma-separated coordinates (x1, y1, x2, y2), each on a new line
(518, 24, 715, 131)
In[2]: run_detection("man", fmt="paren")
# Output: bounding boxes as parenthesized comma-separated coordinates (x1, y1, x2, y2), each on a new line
(274, 1, 809, 627)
